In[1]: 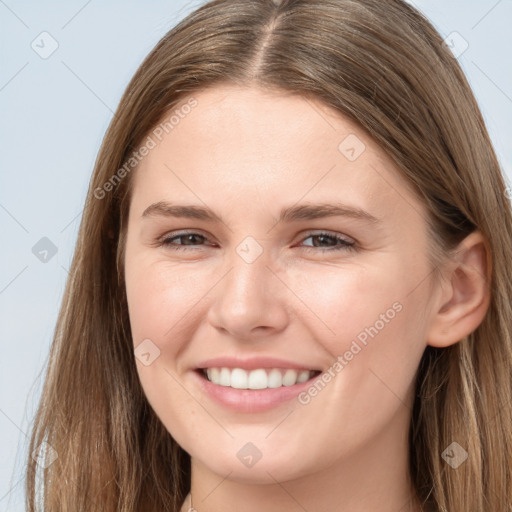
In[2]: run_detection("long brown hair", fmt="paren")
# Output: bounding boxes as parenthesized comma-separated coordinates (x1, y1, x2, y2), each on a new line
(25, 0, 512, 510)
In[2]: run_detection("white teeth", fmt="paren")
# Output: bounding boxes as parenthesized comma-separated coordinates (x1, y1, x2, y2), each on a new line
(248, 369, 268, 389)
(231, 368, 248, 389)
(219, 367, 231, 386)
(207, 368, 219, 382)
(267, 368, 283, 388)
(282, 369, 297, 386)
(296, 369, 310, 383)
(203, 367, 316, 389)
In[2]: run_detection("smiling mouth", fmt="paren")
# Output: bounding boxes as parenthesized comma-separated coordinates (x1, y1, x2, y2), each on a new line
(196, 367, 322, 390)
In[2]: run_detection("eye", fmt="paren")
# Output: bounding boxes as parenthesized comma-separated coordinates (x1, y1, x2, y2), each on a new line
(298, 231, 356, 252)
(159, 231, 211, 250)
(157, 230, 356, 252)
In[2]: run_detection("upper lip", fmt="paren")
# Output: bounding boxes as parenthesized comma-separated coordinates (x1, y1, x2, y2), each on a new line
(196, 356, 322, 372)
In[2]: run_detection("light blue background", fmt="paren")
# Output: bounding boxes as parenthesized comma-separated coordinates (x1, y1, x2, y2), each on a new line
(1, 1, 511, 510)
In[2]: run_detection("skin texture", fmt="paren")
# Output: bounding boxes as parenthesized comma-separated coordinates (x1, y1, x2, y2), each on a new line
(124, 84, 490, 512)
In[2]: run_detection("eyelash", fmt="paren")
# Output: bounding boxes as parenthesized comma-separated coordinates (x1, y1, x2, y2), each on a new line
(158, 230, 356, 253)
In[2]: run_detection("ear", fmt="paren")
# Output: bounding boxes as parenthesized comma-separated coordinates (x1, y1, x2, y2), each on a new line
(427, 231, 491, 348)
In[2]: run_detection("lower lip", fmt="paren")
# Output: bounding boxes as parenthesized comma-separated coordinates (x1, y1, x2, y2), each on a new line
(191, 370, 321, 413)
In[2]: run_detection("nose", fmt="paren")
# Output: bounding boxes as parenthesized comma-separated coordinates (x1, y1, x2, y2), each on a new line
(206, 241, 289, 340)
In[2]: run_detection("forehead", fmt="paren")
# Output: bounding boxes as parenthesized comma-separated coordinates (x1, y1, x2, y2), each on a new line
(131, 84, 423, 223)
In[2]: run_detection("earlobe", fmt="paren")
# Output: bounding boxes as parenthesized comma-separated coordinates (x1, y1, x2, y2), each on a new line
(427, 231, 491, 348)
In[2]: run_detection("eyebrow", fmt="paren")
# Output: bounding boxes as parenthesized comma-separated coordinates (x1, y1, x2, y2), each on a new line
(141, 201, 380, 224)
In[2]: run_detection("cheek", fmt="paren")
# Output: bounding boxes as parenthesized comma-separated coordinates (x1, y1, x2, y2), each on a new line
(125, 248, 429, 363)
(125, 258, 209, 345)
(278, 262, 428, 453)
(288, 259, 409, 344)
(291, 257, 429, 390)
(125, 259, 212, 445)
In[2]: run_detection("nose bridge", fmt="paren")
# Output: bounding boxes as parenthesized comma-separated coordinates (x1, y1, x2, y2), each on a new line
(223, 235, 273, 306)
(207, 235, 289, 335)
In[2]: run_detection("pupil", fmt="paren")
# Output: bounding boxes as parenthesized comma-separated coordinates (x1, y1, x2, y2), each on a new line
(316, 235, 334, 247)
(183, 234, 201, 245)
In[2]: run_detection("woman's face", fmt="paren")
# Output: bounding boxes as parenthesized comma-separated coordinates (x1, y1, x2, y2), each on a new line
(124, 84, 439, 484)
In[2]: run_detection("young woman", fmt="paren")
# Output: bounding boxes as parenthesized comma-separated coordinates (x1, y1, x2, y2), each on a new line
(25, 1, 512, 511)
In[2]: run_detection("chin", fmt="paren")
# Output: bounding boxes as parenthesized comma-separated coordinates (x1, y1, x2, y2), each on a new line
(194, 447, 318, 485)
